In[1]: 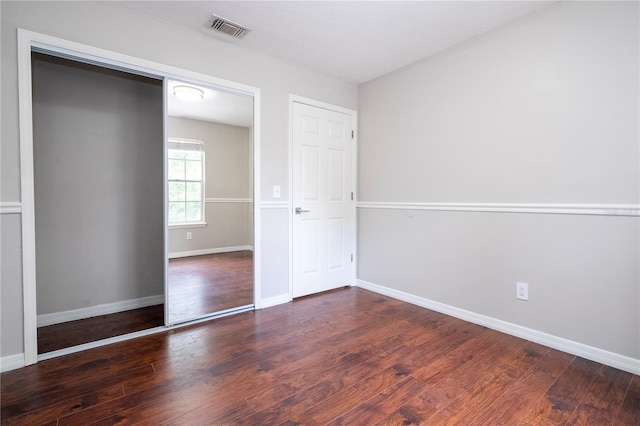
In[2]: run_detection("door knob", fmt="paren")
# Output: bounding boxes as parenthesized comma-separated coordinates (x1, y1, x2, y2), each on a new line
(295, 207, 310, 214)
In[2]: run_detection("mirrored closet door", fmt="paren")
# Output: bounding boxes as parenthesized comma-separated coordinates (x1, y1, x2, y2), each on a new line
(165, 79, 254, 325)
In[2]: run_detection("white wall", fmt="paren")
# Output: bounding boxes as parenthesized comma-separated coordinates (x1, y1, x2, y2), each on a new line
(32, 54, 164, 315)
(0, 1, 357, 360)
(358, 1, 639, 362)
(167, 116, 253, 255)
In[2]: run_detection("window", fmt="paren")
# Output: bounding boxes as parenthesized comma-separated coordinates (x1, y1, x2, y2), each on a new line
(168, 138, 205, 225)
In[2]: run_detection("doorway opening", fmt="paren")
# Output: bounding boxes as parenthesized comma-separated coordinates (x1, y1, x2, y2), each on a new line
(32, 53, 165, 354)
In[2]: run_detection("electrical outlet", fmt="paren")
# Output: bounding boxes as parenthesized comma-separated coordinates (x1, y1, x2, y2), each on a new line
(187, 232, 192, 240)
(516, 282, 528, 301)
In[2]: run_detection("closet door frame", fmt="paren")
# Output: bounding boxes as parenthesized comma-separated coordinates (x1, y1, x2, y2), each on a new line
(17, 28, 262, 366)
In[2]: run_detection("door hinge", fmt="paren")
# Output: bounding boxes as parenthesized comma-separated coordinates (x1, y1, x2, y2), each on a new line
(351, 254, 354, 262)
(351, 130, 354, 139)
(351, 192, 354, 201)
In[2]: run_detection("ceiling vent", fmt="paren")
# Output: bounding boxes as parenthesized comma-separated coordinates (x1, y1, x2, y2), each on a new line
(209, 14, 250, 39)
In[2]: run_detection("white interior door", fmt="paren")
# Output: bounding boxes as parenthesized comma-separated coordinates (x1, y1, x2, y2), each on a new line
(292, 101, 355, 298)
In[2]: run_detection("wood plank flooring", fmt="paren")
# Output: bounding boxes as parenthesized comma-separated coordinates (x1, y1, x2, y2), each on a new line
(37, 305, 164, 354)
(4, 287, 638, 425)
(37, 252, 253, 354)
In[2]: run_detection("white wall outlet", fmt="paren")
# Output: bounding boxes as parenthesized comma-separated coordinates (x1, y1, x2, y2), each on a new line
(273, 185, 281, 199)
(516, 282, 528, 301)
(186, 232, 192, 240)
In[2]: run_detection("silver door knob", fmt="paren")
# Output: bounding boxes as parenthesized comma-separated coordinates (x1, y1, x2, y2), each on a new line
(295, 207, 310, 214)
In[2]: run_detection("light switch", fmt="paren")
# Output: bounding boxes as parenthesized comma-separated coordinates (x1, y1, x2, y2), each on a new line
(273, 185, 281, 199)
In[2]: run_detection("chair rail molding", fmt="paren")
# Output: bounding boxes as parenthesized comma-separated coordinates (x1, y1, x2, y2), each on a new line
(0, 202, 22, 214)
(357, 201, 640, 217)
(261, 201, 289, 209)
(205, 198, 253, 203)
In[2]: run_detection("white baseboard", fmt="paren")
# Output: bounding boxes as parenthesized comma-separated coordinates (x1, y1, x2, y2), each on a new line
(1, 353, 25, 372)
(260, 294, 292, 309)
(356, 279, 640, 375)
(169, 245, 254, 259)
(37, 294, 165, 327)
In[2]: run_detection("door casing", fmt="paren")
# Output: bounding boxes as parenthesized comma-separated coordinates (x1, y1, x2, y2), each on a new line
(17, 29, 262, 365)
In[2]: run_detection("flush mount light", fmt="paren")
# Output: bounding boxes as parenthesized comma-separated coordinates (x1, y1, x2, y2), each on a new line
(173, 85, 204, 101)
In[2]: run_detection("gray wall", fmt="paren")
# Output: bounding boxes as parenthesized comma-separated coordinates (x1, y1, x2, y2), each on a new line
(167, 116, 253, 254)
(32, 55, 164, 315)
(358, 1, 639, 359)
(1, 214, 23, 356)
(1, 1, 358, 358)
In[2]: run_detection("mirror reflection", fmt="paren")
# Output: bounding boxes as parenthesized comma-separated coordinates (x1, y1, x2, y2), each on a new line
(166, 80, 254, 324)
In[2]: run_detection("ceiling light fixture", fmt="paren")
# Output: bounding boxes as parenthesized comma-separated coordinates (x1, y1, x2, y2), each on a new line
(173, 85, 204, 101)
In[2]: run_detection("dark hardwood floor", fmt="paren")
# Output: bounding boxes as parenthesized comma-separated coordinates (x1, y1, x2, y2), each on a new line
(37, 251, 254, 354)
(37, 305, 164, 354)
(5, 288, 638, 425)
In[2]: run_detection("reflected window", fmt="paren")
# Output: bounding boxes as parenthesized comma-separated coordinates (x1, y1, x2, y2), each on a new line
(168, 138, 205, 225)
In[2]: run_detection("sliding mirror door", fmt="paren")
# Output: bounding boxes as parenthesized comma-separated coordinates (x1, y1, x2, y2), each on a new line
(166, 80, 254, 325)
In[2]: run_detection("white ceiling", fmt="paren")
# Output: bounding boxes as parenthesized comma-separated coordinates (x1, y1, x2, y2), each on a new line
(131, 1, 557, 125)
(120, 1, 557, 85)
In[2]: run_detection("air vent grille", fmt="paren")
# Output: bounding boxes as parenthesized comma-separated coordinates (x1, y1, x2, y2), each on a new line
(210, 15, 250, 39)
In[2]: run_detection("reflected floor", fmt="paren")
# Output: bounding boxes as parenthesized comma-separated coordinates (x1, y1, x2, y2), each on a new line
(168, 251, 254, 324)
(37, 251, 253, 354)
